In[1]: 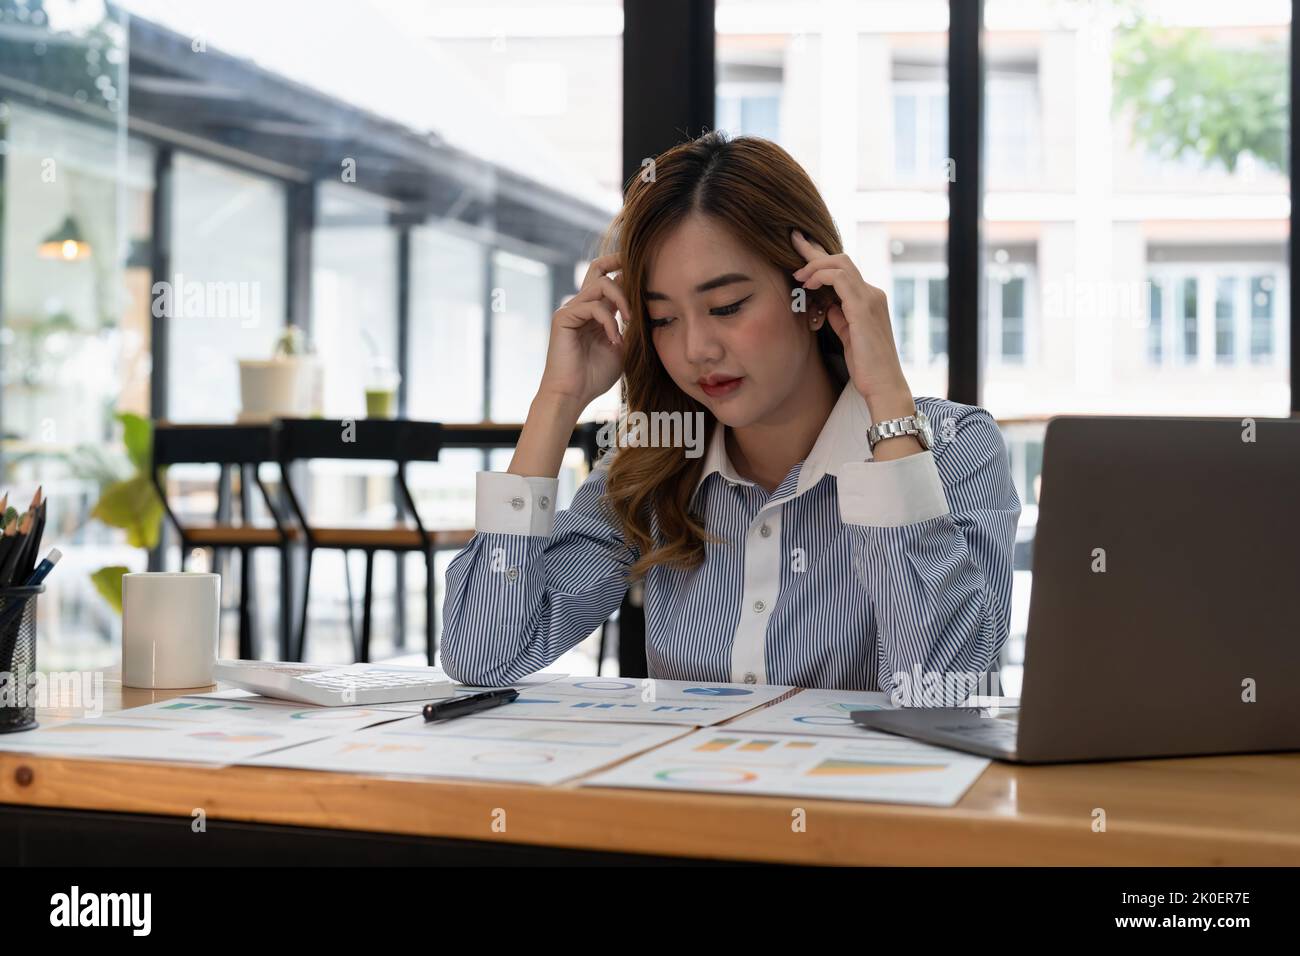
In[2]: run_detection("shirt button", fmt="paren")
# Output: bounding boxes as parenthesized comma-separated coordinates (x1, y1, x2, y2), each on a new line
(510, 496, 524, 511)
(743, 672, 757, 684)
(505, 567, 519, 582)
(759, 523, 771, 538)
(752, 600, 765, 613)
(539, 495, 550, 510)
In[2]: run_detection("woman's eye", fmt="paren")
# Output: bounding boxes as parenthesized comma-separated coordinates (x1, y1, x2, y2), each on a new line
(711, 294, 751, 317)
(648, 316, 674, 329)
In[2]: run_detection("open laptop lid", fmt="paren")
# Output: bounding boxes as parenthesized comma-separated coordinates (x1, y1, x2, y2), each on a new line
(1015, 415, 1300, 762)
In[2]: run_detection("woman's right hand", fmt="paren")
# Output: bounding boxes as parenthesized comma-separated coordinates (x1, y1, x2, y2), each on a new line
(537, 253, 631, 411)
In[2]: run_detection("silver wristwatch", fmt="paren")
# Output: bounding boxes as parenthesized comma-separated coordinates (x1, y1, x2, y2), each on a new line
(868, 412, 933, 451)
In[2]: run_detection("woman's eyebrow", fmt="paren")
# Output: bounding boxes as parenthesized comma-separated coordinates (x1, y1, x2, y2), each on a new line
(645, 272, 753, 300)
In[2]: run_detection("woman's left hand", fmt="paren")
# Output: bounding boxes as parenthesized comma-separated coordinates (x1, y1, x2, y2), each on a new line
(791, 228, 911, 406)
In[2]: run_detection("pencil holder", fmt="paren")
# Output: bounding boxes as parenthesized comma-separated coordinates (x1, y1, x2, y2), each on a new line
(0, 585, 43, 734)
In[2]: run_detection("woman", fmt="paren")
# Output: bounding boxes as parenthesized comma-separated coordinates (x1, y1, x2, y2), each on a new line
(441, 131, 1020, 705)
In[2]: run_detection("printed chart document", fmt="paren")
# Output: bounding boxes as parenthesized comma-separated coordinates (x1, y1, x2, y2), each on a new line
(0, 716, 336, 765)
(241, 715, 692, 785)
(0, 698, 409, 765)
(115, 697, 409, 733)
(464, 676, 795, 726)
(721, 688, 897, 739)
(581, 728, 991, 807)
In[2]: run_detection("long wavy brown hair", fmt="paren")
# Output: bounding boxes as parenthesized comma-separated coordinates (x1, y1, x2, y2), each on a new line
(599, 130, 850, 580)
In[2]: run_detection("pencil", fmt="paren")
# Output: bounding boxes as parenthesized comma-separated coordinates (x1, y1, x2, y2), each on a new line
(22, 499, 47, 581)
(0, 516, 17, 586)
(0, 511, 32, 587)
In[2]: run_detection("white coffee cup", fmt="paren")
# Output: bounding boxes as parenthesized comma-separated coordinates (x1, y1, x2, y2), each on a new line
(121, 572, 221, 689)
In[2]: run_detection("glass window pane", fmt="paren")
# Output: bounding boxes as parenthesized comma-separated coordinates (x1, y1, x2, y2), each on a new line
(313, 183, 398, 419)
(408, 227, 487, 423)
(892, 277, 915, 361)
(168, 154, 286, 423)
(489, 250, 551, 422)
(1001, 277, 1025, 361)
(894, 92, 918, 175)
(1147, 278, 1163, 362)
(927, 276, 948, 362)
(1181, 277, 1198, 362)
(1214, 276, 1236, 364)
(0, 5, 142, 667)
(982, 4, 1289, 418)
(1249, 274, 1275, 363)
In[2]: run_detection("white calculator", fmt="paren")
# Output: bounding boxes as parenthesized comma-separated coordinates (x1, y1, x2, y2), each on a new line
(214, 660, 458, 706)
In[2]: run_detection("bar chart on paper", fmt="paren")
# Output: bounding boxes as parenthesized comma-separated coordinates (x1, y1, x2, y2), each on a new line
(581, 728, 991, 806)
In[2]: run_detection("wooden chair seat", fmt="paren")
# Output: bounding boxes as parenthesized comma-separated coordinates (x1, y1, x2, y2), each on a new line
(309, 526, 476, 550)
(182, 525, 299, 546)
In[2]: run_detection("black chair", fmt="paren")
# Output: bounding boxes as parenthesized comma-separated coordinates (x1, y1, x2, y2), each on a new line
(275, 418, 474, 665)
(151, 423, 297, 660)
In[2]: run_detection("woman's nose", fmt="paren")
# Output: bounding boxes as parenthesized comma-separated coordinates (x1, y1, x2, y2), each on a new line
(682, 315, 724, 364)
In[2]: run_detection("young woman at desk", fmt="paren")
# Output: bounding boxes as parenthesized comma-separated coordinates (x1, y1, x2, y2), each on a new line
(442, 132, 1020, 704)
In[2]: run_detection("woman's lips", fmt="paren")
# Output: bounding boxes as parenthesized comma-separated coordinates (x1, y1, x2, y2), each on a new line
(700, 376, 744, 397)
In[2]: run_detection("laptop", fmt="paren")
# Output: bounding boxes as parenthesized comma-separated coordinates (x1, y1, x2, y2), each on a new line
(852, 414, 1300, 764)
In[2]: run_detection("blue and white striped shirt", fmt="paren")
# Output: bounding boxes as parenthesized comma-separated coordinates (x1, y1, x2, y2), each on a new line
(441, 383, 1021, 702)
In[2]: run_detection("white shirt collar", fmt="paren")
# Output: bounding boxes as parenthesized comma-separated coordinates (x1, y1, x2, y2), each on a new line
(691, 381, 876, 502)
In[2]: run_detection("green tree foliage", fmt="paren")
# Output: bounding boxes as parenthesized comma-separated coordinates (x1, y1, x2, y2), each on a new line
(1112, 19, 1288, 174)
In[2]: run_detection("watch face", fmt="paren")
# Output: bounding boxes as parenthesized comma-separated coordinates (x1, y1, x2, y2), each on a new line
(915, 412, 934, 448)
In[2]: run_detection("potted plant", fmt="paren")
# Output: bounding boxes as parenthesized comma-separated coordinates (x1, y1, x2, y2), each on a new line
(237, 325, 322, 422)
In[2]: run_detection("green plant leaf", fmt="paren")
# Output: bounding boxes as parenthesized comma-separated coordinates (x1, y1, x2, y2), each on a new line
(91, 475, 163, 549)
(1112, 20, 1287, 175)
(117, 412, 153, 473)
(90, 565, 129, 615)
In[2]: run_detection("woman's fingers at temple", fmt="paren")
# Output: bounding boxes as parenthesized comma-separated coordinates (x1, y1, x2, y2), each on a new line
(583, 253, 622, 287)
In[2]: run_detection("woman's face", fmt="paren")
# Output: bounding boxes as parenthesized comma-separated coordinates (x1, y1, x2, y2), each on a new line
(644, 213, 820, 428)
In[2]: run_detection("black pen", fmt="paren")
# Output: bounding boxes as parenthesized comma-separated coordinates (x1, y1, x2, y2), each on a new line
(423, 687, 519, 722)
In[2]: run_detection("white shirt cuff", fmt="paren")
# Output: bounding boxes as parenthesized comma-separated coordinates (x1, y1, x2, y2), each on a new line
(837, 451, 950, 527)
(475, 471, 560, 536)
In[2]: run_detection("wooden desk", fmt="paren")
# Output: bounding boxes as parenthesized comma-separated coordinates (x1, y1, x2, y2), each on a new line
(2, 671, 1298, 865)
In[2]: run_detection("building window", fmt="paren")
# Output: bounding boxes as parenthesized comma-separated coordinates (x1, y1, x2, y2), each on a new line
(928, 277, 948, 362)
(1180, 277, 1198, 364)
(1250, 275, 1276, 363)
(893, 82, 947, 180)
(716, 84, 781, 141)
(987, 71, 1041, 181)
(1146, 278, 1164, 363)
(1215, 276, 1236, 365)
(986, 269, 1033, 365)
(891, 267, 948, 366)
(892, 277, 915, 362)
(1148, 267, 1284, 367)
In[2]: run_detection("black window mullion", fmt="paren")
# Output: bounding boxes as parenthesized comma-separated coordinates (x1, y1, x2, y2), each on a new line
(947, 0, 983, 406)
